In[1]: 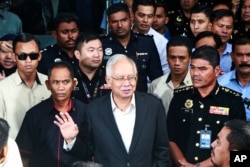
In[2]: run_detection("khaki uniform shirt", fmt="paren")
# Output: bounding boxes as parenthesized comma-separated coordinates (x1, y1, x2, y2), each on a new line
(0, 71, 51, 138)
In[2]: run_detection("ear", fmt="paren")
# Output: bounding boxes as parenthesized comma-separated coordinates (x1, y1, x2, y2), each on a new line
(38, 52, 42, 61)
(73, 78, 78, 88)
(230, 52, 235, 62)
(0, 145, 8, 163)
(105, 76, 112, 88)
(74, 50, 81, 60)
(165, 16, 169, 25)
(45, 80, 51, 90)
(51, 31, 57, 39)
(215, 65, 221, 77)
(207, 22, 212, 31)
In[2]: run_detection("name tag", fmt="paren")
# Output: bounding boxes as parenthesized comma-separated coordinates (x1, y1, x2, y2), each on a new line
(209, 106, 229, 115)
(200, 130, 212, 149)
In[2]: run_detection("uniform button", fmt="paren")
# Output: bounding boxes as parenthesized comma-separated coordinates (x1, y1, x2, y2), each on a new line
(182, 119, 186, 122)
(125, 50, 128, 53)
(195, 143, 199, 147)
(197, 130, 200, 134)
(216, 120, 220, 124)
(194, 156, 199, 161)
(198, 117, 202, 121)
(127, 162, 130, 166)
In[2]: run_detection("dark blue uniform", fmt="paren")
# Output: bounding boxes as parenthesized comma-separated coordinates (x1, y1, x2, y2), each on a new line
(167, 84, 246, 164)
(102, 32, 163, 92)
(73, 66, 110, 103)
(38, 44, 78, 75)
(16, 97, 92, 167)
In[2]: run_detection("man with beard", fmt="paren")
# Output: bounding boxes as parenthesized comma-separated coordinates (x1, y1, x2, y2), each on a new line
(38, 13, 80, 75)
(210, 119, 250, 167)
(102, 3, 163, 92)
(218, 35, 250, 122)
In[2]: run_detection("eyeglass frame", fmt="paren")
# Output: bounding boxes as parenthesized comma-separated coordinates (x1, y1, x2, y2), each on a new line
(15, 52, 40, 60)
(111, 74, 137, 83)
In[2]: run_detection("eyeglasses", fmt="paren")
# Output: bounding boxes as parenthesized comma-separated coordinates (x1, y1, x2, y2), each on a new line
(15, 53, 39, 60)
(111, 75, 137, 83)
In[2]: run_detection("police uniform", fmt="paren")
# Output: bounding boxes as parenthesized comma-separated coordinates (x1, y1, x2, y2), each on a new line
(167, 83, 246, 164)
(167, 9, 193, 39)
(73, 66, 110, 104)
(38, 44, 78, 75)
(102, 31, 163, 92)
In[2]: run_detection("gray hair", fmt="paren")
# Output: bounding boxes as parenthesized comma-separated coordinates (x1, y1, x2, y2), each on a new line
(106, 54, 137, 77)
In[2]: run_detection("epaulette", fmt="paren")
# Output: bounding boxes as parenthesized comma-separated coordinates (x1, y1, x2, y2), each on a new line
(40, 44, 55, 53)
(174, 86, 194, 94)
(220, 86, 242, 97)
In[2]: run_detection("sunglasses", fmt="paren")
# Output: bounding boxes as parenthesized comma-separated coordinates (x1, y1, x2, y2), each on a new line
(15, 53, 39, 60)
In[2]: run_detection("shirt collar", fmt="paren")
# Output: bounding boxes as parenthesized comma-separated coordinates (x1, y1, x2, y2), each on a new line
(193, 82, 220, 98)
(165, 70, 192, 86)
(110, 93, 136, 112)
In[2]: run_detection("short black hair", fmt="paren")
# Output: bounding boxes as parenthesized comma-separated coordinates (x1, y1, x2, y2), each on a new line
(192, 45, 220, 67)
(210, 9, 235, 23)
(195, 31, 222, 49)
(53, 12, 79, 31)
(107, 3, 130, 18)
(167, 36, 193, 56)
(191, 3, 212, 20)
(47, 61, 75, 79)
(12, 33, 40, 52)
(0, 118, 10, 152)
(212, 0, 233, 11)
(224, 120, 250, 151)
(132, 0, 156, 13)
(232, 35, 250, 53)
(74, 31, 102, 51)
(155, 1, 168, 16)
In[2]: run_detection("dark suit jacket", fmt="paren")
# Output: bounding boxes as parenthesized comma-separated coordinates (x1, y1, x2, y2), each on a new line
(71, 92, 171, 167)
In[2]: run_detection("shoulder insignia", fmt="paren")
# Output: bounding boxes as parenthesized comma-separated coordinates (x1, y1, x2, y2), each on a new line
(174, 86, 193, 93)
(220, 86, 242, 96)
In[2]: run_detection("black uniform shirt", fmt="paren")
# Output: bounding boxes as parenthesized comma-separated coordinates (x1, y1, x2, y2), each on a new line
(102, 32, 163, 92)
(38, 44, 78, 75)
(73, 67, 110, 103)
(167, 83, 246, 163)
(16, 97, 92, 167)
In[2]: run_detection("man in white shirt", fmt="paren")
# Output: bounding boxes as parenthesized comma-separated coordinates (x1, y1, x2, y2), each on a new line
(0, 33, 51, 138)
(54, 54, 172, 167)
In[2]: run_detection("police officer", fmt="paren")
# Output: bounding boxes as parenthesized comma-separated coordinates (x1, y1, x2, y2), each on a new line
(102, 3, 163, 92)
(167, 0, 198, 39)
(167, 46, 246, 167)
(38, 13, 80, 75)
(73, 31, 109, 104)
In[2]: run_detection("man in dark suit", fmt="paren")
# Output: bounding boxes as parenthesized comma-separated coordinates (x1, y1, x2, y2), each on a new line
(54, 54, 171, 167)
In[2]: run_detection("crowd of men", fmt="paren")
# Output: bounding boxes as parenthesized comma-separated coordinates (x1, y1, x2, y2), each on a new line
(0, 0, 250, 167)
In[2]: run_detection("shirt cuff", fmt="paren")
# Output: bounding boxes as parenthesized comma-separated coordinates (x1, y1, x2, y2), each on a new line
(63, 138, 76, 151)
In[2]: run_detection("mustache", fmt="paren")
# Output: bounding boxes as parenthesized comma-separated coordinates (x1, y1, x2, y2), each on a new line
(238, 63, 250, 68)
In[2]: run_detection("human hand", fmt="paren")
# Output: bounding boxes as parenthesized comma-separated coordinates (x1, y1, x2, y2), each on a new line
(0, 70, 6, 80)
(54, 112, 79, 143)
(0, 41, 13, 52)
(179, 160, 196, 167)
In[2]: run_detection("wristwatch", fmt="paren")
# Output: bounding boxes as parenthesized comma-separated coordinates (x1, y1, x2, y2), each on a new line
(196, 163, 201, 167)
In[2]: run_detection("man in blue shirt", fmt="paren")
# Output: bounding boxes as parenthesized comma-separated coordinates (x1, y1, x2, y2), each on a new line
(218, 35, 250, 122)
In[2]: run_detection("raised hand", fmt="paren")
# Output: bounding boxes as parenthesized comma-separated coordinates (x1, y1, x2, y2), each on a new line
(54, 112, 79, 143)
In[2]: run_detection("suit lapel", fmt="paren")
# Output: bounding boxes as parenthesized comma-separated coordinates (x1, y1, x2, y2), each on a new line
(128, 92, 148, 154)
(101, 95, 128, 155)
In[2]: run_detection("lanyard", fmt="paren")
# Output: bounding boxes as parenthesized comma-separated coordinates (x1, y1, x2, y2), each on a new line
(78, 69, 102, 102)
